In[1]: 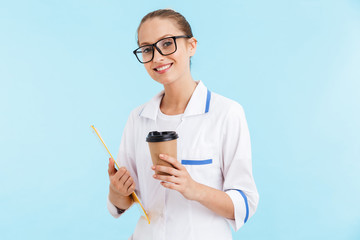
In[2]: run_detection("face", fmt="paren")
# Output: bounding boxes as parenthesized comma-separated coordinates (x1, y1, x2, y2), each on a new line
(137, 18, 197, 86)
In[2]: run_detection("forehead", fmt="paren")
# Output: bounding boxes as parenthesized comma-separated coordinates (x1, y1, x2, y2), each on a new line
(138, 18, 183, 45)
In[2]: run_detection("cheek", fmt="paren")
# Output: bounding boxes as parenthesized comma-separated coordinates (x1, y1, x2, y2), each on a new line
(175, 54, 190, 69)
(144, 63, 153, 74)
(172, 50, 189, 67)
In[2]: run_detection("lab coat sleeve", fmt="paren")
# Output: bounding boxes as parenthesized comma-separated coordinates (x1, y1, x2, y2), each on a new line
(222, 103, 259, 231)
(107, 196, 122, 218)
(107, 111, 138, 218)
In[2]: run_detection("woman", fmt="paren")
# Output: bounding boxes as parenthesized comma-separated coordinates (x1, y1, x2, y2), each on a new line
(107, 9, 259, 240)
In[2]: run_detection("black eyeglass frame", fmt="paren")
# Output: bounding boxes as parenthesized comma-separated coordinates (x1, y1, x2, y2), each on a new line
(133, 35, 192, 64)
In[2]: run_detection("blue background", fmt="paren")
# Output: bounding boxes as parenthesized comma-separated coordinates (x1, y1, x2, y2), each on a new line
(1, 0, 359, 239)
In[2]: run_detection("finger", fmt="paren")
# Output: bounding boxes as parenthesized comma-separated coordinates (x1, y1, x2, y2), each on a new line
(123, 175, 134, 190)
(119, 172, 130, 186)
(114, 167, 127, 181)
(155, 165, 180, 176)
(108, 158, 117, 176)
(153, 173, 181, 184)
(127, 182, 136, 194)
(161, 181, 180, 190)
(159, 154, 184, 170)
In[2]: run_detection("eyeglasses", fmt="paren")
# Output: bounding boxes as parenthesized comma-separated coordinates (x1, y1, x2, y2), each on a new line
(133, 35, 191, 64)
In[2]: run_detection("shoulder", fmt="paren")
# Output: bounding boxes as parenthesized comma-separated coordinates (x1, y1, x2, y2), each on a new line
(209, 92, 250, 139)
(210, 91, 245, 117)
(127, 103, 147, 121)
(121, 104, 147, 134)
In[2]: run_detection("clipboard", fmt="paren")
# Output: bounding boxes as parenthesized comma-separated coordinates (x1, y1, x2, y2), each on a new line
(90, 125, 150, 224)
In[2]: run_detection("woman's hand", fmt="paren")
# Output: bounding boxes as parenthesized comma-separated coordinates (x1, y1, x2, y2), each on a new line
(108, 158, 134, 209)
(152, 154, 200, 201)
(108, 158, 135, 196)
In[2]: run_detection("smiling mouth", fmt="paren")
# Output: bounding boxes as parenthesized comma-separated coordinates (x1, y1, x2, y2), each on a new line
(154, 63, 172, 72)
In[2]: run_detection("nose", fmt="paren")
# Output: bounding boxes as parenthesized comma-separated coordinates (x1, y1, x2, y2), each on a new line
(152, 47, 164, 62)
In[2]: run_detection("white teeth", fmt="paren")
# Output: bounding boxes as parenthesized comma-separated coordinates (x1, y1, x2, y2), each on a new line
(156, 64, 171, 71)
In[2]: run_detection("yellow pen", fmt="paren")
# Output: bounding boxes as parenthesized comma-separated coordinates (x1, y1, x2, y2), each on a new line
(90, 125, 150, 224)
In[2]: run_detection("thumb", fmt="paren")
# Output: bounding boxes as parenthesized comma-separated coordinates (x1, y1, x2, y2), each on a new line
(108, 157, 117, 176)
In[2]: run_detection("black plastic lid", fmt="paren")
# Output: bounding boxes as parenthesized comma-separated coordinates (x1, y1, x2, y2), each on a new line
(146, 131, 179, 142)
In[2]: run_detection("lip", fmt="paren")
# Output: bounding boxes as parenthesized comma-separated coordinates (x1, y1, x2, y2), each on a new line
(153, 63, 172, 74)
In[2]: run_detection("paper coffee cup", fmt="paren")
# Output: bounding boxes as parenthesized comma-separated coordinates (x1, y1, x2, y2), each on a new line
(146, 131, 179, 175)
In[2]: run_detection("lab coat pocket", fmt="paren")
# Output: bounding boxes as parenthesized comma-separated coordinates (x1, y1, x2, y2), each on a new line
(181, 152, 222, 189)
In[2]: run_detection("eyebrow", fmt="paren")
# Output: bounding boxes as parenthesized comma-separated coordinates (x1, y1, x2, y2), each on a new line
(139, 34, 173, 46)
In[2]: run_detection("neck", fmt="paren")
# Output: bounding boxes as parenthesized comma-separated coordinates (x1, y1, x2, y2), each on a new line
(160, 76, 197, 115)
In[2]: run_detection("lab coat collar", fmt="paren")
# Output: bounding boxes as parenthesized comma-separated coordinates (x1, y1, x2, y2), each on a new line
(139, 80, 211, 120)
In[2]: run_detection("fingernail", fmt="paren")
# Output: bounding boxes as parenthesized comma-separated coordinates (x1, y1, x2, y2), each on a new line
(159, 154, 164, 158)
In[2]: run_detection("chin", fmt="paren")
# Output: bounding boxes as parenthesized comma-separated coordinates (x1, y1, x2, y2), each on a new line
(152, 76, 176, 86)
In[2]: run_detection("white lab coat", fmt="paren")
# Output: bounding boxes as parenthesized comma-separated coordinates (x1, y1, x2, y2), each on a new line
(107, 81, 259, 240)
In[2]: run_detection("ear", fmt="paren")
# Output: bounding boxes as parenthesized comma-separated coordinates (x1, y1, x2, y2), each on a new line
(188, 37, 197, 57)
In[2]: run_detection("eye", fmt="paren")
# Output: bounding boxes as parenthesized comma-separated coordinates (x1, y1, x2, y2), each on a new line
(141, 46, 152, 54)
(162, 40, 173, 48)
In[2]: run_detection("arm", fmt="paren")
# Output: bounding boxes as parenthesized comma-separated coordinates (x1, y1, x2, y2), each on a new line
(221, 104, 259, 230)
(152, 154, 234, 220)
(186, 180, 235, 219)
(107, 111, 138, 217)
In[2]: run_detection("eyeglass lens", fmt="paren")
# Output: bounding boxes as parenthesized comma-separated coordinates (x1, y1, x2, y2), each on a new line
(136, 37, 176, 63)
